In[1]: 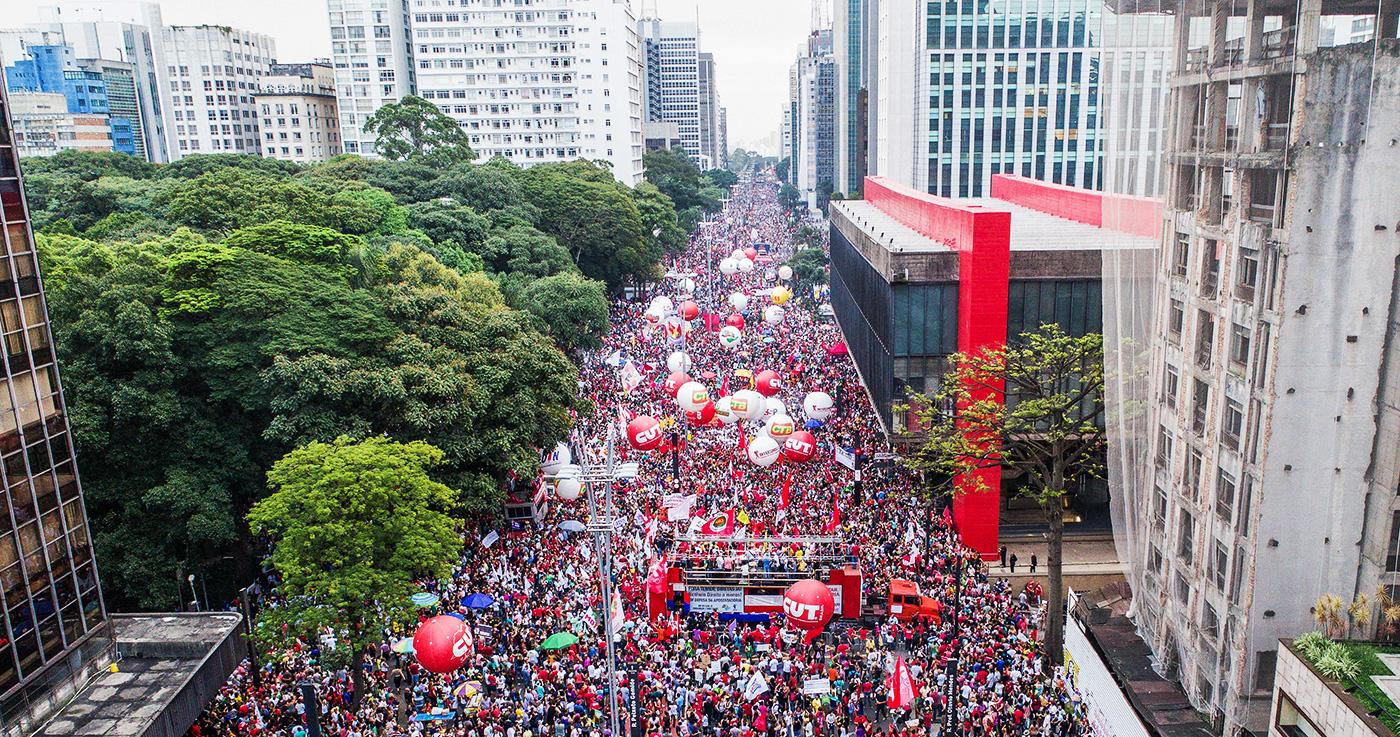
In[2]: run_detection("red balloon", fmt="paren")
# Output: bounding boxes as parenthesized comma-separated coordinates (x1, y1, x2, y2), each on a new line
(413, 615, 472, 674)
(679, 300, 700, 321)
(783, 431, 817, 463)
(743, 247, 758, 260)
(726, 314, 745, 330)
(686, 400, 716, 426)
(754, 370, 782, 397)
(627, 416, 665, 450)
(783, 580, 835, 631)
(663, 372, 691, 398)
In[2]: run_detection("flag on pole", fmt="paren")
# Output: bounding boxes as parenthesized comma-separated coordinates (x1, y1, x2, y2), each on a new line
(744, 671, 770, 701)
(719, 375, 730, 398)
(822, 492, 841, 534)
(701, 511, 736, 536)
(779, 471, 792, 509)
(646, 556, 668, 594)
(887, 656, 915, 709)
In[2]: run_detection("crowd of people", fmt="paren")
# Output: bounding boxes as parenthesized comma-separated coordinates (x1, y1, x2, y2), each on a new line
(187, 171, 1092, 737)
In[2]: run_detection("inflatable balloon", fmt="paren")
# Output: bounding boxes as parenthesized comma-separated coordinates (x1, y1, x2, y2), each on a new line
(783, 431, 817, 463)
(679, 277, 696, 294)
(731, 249, 746, 261)
(731, 389, 766, 421)
(747, 435, 781, 467)
(555, 475, 583, 501)
(643, 306, 665, 327)
(738, 258, 755, 274)
(667, 351, 692, 374)
(678, 300, 700, 321)
(765, 413, 795, 441)
(720, 258, 739, 276)
(778, 265, 794, 280)
(714, 396, 740, 425)
(754, 370, 782, 397)
(726, 313, 746, 330)
(718, 326, 743, 349)
(650, 295, 674, 315)
(676, 381, 710, 413)
(729, 293, 749, 311)
(802, 391, 835, 421)
(763, 305, 785, 325)
(414, 615, 473, 674)
(627, 416, 665, 450)
(763, 398, 787, 420)
(770, 286, 792, 305)
(686, 400, 716, 426)
(743, 247, 758, 261)
(783, 580, 835, 632)
(541, 442, 571, 475)
(663, 372, 691, 397)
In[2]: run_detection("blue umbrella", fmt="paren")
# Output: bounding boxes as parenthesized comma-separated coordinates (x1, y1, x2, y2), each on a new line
(463, 593, 495, 609)
(804, 419, 824, 429)
(411, 592, 439, 608)
(446, 611, 465, 620)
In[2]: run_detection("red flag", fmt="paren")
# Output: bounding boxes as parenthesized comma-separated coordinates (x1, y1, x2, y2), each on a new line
(739, 433, 748, 453)
(701, 511, 736, 536)
(646, 555, 668, 594)
(823, 492, 841, 533)
(887, 656, 915, 709)
(779, 471, 792, 509)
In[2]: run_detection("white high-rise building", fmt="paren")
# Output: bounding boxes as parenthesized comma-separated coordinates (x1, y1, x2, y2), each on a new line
(636, 19, 701, 161)
(328, 0, 416, 156)
(160, 25, 275, 158)
(409, 0, 643, 184)
(256, 62, 343, 164)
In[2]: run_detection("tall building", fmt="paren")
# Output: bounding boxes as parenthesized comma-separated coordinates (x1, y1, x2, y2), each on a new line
(637, 19, 702, 161)
(32, 2, 171, 162)
(2, 43, 139, 157)
(1099, 11, 1173, 197)
(717, 106, 727, 168)
(1102, 0, 1400, 731)
(789, 29, 838, 210)
(408, 0, 644, 185)
(834, 0, 867, 195)
(328, 0, 416, 157)
(159, 25, 274, 158)
(6, 90, 112, 157)
(256, 63, 342, 164)
(77, 58, 141, 157)
(697, 51, 720, 169)
(0, 78, 112, 731)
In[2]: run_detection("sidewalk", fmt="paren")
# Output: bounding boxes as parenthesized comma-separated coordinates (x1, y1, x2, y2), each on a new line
(989, 538, 1126, 590)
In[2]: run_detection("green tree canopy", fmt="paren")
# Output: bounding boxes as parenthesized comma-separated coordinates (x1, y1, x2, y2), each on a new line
(363, 95, 477, 168)
(517, 271, 609, 352)
(248, 436, 463, 703)
(643, 147, 706, 211)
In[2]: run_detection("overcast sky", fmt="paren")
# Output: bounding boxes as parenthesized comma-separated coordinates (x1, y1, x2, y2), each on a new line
(0, 0, 812, 153)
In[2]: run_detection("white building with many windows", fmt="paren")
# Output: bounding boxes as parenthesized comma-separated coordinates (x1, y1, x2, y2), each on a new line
(159, 26, 274, 158)
(409, 0, 643, 184)
(636, 18, 701, 162)
(256, 63, 342, 164)
(327, 0, 416, 156)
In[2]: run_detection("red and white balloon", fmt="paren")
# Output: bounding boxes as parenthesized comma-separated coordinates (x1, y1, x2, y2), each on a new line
(783, 580, 835, 632)
(414, 615, 473, 674)
(782, 431, 818, 463)
(676, 382, 710, 413)
(663, 372, 690, 397)
(754, 370, 782, 397)
(627, 416, 665, 451)
(802, 392, 835, 421)
(747, 435, 781, 467)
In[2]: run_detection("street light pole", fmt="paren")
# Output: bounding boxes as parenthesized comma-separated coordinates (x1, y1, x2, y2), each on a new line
(942, 552, 964, 736)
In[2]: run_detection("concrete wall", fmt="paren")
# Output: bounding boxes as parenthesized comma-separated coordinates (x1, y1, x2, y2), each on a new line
(1271, 641, 1389, 737)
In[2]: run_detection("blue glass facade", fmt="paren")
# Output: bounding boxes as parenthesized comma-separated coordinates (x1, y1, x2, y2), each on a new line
(4, 46, 132, 157)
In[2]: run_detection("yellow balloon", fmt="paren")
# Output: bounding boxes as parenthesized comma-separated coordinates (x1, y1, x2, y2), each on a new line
(771, 286, 791, 306)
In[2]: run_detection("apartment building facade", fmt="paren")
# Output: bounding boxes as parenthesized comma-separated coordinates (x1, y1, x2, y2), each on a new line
(328, 0, 417, 156)
(256, 63, 343, 164)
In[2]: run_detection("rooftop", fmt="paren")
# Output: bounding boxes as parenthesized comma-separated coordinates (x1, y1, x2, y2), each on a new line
(37, 612, 243, 737)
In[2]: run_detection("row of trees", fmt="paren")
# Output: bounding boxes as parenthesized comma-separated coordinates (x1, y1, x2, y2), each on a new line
(23, 99, 736, 610)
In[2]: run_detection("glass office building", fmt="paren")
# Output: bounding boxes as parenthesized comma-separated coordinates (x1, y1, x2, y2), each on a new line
(0, 80, 110, 724)
(924, 0, 1103, 198)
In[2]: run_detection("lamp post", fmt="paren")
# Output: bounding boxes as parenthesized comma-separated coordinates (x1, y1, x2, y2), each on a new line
(942, 551, 965, 736)
(557, 425, 640, 737)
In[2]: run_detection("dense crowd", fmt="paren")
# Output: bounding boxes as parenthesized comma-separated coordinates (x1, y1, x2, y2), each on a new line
(188, 172, 1091, 737)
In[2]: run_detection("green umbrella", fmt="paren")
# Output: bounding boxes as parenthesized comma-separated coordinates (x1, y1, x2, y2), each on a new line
(391, 637, 415, 654)
(539, 632, 579, 650)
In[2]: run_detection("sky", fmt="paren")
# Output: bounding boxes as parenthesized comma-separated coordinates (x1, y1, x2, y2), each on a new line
(0, 0, 813, 154)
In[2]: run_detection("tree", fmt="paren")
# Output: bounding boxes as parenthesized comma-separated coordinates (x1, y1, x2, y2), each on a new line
(247, 436, 463, 705)
(516, 164, 657, 291)
(787, 246, 829, 305)
(643, 147, 705, 211)
(901, 324, 1105, 672)
(630, 182, 689, 255)
(778, 184, 803, 213)
(363, 95, 477, 168)
(775, 157, 791, 183)
(517, 272, 609, 351)
(703, 169, 738, 190)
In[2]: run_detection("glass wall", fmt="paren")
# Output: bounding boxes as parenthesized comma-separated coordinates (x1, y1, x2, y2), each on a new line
(0, 83, 107, 704)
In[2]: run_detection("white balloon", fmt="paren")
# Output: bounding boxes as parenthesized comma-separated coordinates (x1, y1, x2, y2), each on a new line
(764, 414, 796, 440)
(679, 277, 696, 294)
(763, 398, 787, 420)
(732, 389, 766, 421)
(731, 249, 746, 261)
(650, 295, 674, 315)
(719, 258, 739, 275)
(643, 306, 665, 326)
(729, 293, 749, 311)
(555, 476, 583, 501)
(746, 435, 781, 467)
(803, 391, 835, 421)
(676, 381, 710, 412)
(667, 351, 692, 374)
(738, 258, 754, 273)
(778, 265, 794, 280)
(541, 442, 571, 475)
(763, 305, 785, 325)
(714, 396, 740, 425)
(718, 325, 743, 349)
